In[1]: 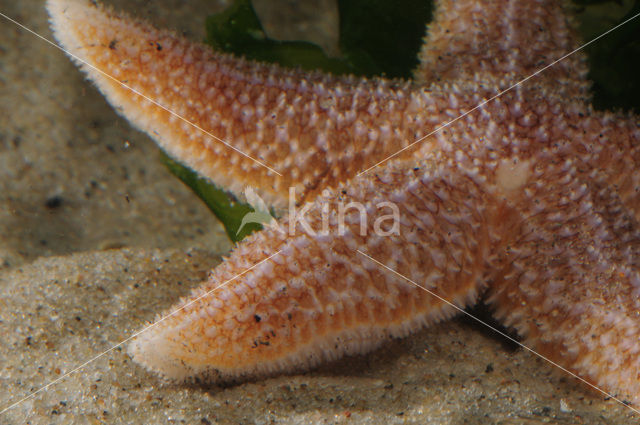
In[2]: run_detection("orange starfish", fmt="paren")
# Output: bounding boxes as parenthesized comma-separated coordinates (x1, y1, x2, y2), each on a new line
(47, 0, 640, 406)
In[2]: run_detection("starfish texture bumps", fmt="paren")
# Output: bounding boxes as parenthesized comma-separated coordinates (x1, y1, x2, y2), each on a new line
(47, 0, 640, 404)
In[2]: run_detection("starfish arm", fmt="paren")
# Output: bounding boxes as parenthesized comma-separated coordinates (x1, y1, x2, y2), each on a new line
(128, 158, 493, 382)
(579, 110, 640, 221)
(47, 0, 453, 209)
(415, 0, 590, 99)
(486, 163, 640, 404)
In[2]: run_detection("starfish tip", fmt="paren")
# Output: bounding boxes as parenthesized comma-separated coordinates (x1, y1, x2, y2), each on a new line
(129, 328, 201, 382)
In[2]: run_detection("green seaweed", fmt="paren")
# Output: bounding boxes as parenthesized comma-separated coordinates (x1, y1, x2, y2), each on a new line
(205, 0, 355, 74)
(578, 0, 640, 113)
(205, 0, 432, 78)
(337, 0, 433, 78)
(160, 153, 261, 242)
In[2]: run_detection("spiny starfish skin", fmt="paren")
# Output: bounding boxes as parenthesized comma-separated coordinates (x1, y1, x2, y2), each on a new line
(47, 0, 640, 404)
(47, 0, 425, 210)
(415, 0, 591, 100)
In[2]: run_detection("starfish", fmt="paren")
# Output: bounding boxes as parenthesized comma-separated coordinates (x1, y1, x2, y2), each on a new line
(47, 0, 640, 406)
